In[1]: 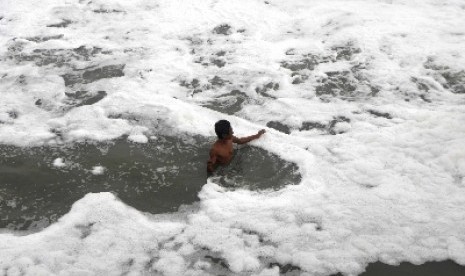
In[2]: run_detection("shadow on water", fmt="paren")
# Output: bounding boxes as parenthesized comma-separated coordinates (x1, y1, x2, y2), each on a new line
(0, 135, 301, 231)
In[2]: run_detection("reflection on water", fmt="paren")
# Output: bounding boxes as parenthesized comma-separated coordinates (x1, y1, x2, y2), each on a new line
(0, 135, 300, 231)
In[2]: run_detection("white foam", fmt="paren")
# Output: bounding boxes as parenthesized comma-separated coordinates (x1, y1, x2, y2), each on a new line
(91, 166, 105, 175)
(1, 0, 465, 275)
(128, 134, 148, 143)
(52, 157, 66, 168)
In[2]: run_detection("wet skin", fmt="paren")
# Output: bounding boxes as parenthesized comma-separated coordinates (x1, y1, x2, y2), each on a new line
(207, 127, 265, 173)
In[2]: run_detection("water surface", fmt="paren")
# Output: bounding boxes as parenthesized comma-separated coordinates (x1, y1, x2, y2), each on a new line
(0, 135, 301, 231)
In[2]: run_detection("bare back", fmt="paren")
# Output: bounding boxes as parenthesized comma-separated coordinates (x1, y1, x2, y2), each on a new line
(210, 139, 234, 165)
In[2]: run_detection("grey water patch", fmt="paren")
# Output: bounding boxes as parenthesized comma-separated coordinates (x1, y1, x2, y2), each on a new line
(0, 110, 18, 125)
(440, 70, 465, 94)
(207, 75, 229, 91)
(299, 116, 350, 135)
(410, 77, 436, 102)
(75, 222, 95, 239)
(411, 77, 431, 92)
(155, 247, 231, 275)
(300, 121, 327, 131)
(266, 121, 291, 134)
(269, 262, 301, 275)
(204, 255, 229, 270)
(193, 55, 227, 68)
(7, 44, 106, 67)
(179, 78, 203, 95)
(367, 109, 392, 119)
(93, 8, 124, 13)
(266, 120, 330, 135)
(210, 145, 301, 190)
(7, 110, 19, 119)
(184, 26, 245, 70)
(353, 260, 465, 276)
(281, 43, 359, 73)
(281, 50, 320, 85)
(315, 67, 379, 101)
(201, 90, 248, 115)
(209, 75, 229, 87)
(281, 45, 379, 100)
(212, 24, 232, 35)
(331, 43, 361, 61)
(419, 94, 432, 103)
(184, 35, 204, 47)
(315, 71, 357, 98)
(424, 57, 465, 94)
(210, 57, 226, 68)
(328, 116, 350, 135)
(184, 30, 236, 69)
(291, 73, 309, 84)
(178, 76, 230, 95)
(61, 64, 125, 86)
(73, 45, 106, 58)
(82, 64, 125, 82)
(0, 134, 301, 231)
(281, 54, 321, 72)
(25, 34, 64, 43)
(107, 112, 148, 123)
(65, 90, 107, 106)
(0, 136, 208, 231)
(215, 50, 226, 56)
(15, 74, 27, 85)
(256, 82, 279, 98)
(180, 78, 201, 89)
(46, 19, 73, 28)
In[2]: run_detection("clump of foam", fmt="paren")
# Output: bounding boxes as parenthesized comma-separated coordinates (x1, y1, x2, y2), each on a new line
(128, 134, 148, 143)
(52, 157, 66, 168)
(91, 166, 105, 175)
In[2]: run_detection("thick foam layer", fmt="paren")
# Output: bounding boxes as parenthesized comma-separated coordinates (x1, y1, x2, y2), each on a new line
(1, 0, 465, 275)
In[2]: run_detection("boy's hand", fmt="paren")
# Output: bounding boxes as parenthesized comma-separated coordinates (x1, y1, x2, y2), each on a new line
(257, 129, 266, 136)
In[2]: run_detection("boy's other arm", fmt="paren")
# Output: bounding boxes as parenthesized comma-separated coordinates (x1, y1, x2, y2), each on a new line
(232, 129, 265, 145)
(207, 149, 217, 174)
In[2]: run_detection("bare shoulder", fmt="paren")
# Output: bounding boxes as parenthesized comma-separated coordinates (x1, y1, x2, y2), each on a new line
(210, 143, 219, 155)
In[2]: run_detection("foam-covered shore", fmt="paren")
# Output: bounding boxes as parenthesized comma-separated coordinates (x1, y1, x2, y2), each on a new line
(1, 0, 465, 275)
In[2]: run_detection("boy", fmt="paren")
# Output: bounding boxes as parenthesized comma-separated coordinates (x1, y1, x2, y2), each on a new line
(207, 120, 265, 174)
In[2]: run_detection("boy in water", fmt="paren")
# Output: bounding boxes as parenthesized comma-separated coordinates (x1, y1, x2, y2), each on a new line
(207, 120, 265, 174)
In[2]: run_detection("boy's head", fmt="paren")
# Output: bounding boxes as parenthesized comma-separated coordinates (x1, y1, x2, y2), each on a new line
(215, 120, 232, 139)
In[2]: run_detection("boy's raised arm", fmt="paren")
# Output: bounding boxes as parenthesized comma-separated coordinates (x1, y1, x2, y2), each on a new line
(232, 129, 265, 145)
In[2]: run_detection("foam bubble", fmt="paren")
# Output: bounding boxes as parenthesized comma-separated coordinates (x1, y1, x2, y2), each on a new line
(128, 134, 148, 143)
(52, 157, 66, 168)
(91, 166, 105, 175)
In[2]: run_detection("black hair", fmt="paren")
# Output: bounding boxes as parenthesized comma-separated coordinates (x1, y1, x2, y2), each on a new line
(215, 120, 231, 139)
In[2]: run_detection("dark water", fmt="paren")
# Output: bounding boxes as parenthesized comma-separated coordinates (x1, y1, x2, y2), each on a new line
(272, 260, 465, 276)
(0, 134, 301, 231)
(359, 260, 465, 276)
